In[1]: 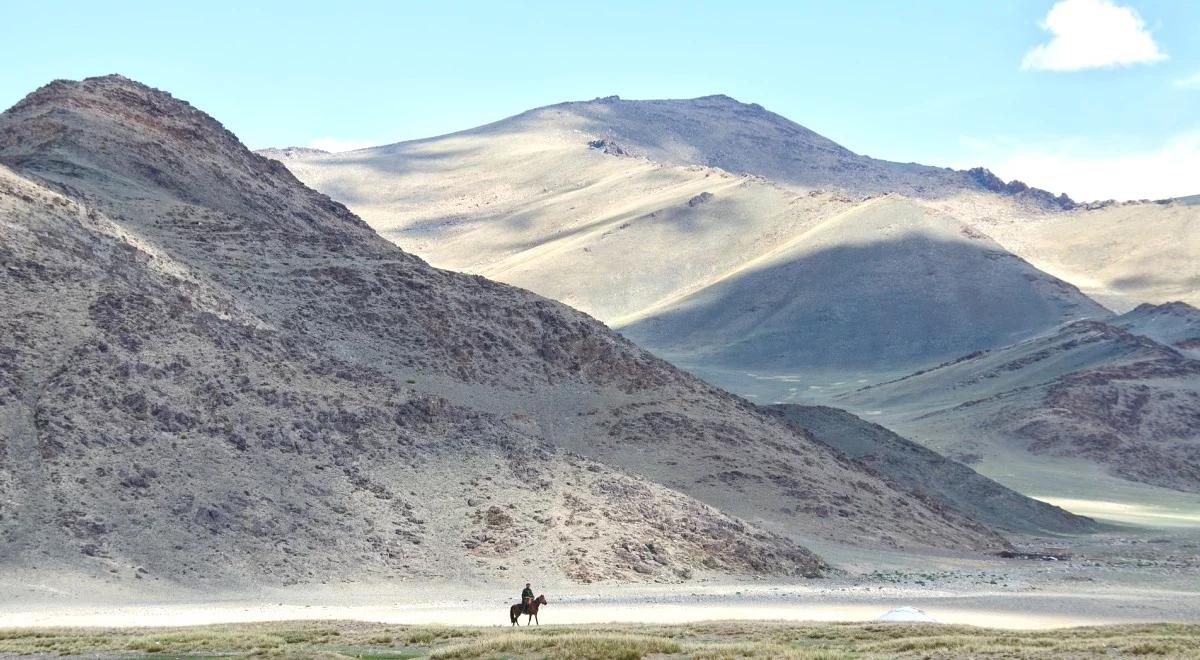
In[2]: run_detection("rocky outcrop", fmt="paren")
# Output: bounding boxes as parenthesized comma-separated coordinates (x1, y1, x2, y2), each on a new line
(965, 167, 1075, 210)
(586, 138, 631, 157)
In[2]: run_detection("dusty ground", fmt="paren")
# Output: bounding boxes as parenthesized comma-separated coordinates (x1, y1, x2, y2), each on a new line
(2, 525, 1195, 632)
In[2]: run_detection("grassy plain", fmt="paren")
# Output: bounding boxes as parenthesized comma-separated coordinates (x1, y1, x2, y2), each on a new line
(2, 620, 1198, 658)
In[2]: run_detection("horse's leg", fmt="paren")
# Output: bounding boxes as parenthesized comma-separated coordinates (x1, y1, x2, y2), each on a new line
(535, 612, 539, 625)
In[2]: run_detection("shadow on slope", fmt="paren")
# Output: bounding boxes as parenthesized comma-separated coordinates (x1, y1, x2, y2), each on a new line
(767, 405, 1098, 535)
(621, 234, 1107, 374)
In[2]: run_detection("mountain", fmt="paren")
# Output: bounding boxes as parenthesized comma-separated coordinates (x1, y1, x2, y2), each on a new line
(474, 94, 976, 198)
(972, 200, 1200, 312)
(266, 95, 1108, 399)
(1110, 302, 1200, 358)
(424, 95, 1074, 204)
(0, 76, 1009, 589)
(766, 405, 1096, 535)
(619, 196, 1107, 392)
(840, 305, 1200, 497)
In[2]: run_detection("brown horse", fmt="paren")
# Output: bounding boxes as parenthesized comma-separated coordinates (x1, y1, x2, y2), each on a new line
(509, 594, 548, 625)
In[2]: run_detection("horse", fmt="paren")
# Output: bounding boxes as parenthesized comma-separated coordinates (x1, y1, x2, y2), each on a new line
(509, 594, 548, 625)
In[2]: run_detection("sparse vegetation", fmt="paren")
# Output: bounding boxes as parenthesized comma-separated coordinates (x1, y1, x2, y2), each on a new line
(0, 620, 1196, 658)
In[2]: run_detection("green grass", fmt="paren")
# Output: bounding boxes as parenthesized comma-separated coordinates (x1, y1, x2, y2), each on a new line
(0, 620, 1196, 658)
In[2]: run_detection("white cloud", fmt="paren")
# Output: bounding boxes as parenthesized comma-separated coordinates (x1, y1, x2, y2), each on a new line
(1022, 0, 1166, 72)
(1174, 72, 1200, 89)
(306, 137, 378, 153)
(962, 132, 1200, 202)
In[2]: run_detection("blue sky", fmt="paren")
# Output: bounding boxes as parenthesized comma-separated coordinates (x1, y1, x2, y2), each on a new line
(2, 0, 1196, 200)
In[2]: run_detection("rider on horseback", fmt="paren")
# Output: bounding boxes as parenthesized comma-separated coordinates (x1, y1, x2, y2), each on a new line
(521, 583, 534, 613)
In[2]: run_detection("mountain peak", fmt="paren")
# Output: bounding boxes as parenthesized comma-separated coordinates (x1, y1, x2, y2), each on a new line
(4, 75, 243, 157)
(1129, 301, 1200, 316)
(0, 74, 372, 237)
(582, 93, 742, 105)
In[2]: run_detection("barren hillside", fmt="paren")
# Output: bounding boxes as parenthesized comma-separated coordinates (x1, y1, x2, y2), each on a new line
(620, 197, 1106, 380)
(970, 200, 1200, 312)
(767, 405, 1096, 535)
(267, 97, 1108, 393)
(0, 76, 1012, 589)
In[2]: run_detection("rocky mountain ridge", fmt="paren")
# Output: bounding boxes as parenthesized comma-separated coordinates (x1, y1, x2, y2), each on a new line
(842, 304, 1200, 494)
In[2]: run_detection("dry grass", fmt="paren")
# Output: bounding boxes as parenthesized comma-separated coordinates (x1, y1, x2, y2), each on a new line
(0, 620, 1196, 658)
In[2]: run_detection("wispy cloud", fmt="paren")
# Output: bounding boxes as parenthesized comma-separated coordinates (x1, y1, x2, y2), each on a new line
(1174, 72, 1200, 89)
(1022, 0, 1166, 72)
(958, 132, 1200, 202)
(307, 137, 378, 153)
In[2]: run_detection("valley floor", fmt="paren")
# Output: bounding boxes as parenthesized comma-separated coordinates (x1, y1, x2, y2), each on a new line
(3, 529, 1197, 633)
(2, 527, 1196, 660)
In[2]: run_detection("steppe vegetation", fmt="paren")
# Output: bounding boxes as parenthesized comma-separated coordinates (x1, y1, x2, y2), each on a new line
(2, 620, 1198, 658)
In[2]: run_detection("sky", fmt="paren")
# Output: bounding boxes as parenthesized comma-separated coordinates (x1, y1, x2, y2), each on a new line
(2, 0, 1196, 201)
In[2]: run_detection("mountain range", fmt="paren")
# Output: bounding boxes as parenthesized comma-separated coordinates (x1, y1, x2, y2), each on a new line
(0, 76, 1093, 591)
(267, 93, 1199, 510)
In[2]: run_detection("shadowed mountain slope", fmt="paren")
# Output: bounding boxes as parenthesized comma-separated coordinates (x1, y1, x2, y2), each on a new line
(766, 405, 1096, 535)
(0, 76, 1012, 589)
(620, 198, 1106, 379)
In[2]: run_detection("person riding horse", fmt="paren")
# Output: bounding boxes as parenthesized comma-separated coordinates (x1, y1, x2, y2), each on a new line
(521, 583, 534, 613)
(510, 590, 548, 625)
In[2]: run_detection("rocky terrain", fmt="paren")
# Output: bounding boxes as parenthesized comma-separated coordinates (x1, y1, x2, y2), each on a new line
(766, 405, 1096, 535)
(0, 76, 1021, 590)
(842, 304, 1200, 495)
